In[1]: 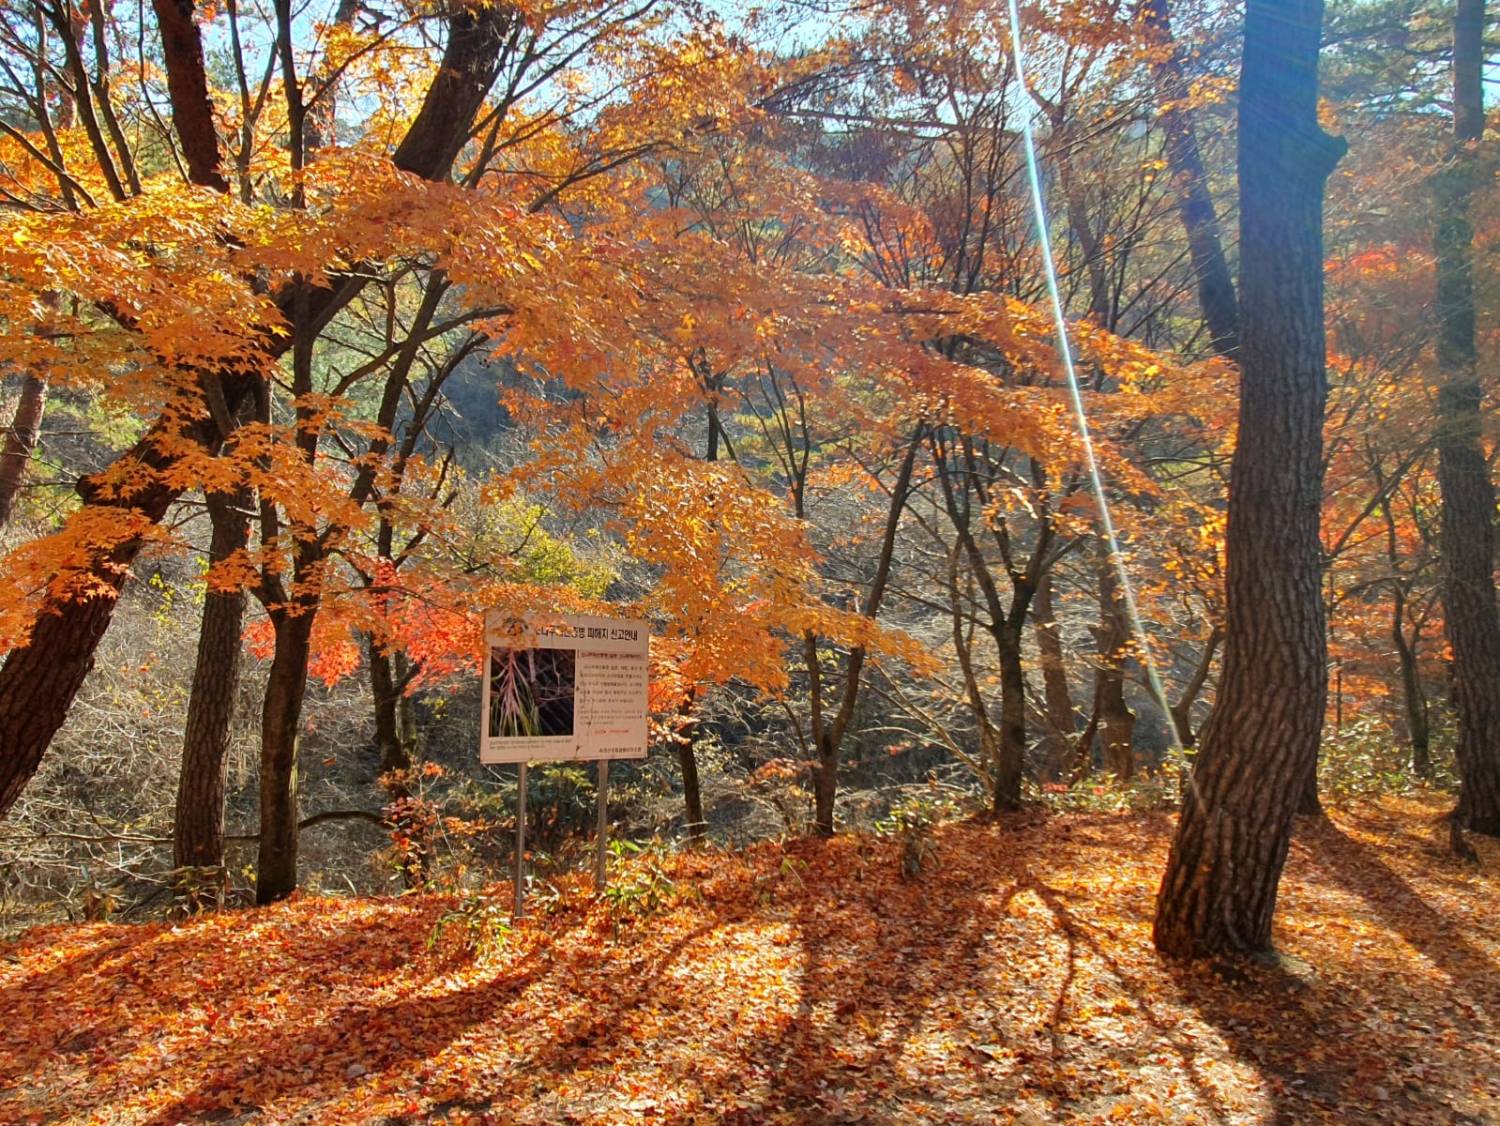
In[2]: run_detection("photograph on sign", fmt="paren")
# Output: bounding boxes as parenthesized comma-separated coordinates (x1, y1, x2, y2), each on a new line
(480, 611, 649, 764)
(489, 647, 575, 739)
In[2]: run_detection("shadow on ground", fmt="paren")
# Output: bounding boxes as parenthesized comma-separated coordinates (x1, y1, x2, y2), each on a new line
(1, 797, 1496, 1124)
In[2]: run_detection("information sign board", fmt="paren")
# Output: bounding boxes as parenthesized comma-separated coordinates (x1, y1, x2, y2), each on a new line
(480, 611, 649, 764)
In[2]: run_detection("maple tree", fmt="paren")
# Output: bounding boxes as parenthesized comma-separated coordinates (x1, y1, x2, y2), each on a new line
(0, 0, 517, 822)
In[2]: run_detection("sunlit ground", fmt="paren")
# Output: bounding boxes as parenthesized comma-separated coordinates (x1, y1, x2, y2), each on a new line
(2, 796, 1496, 1124)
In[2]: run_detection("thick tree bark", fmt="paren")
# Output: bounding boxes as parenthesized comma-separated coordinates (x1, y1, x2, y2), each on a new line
(0, 422, 218, 817)
(1435, 0, 1500, 838)
(1154, 0, 1343, 959)
(0, 373, 46, 527)
(0, 5, 514, 823)
(172, 490, 251, 904)
(257, 610, 314, 904)
(1032, 574, 1077, 779)
(1297, 746, 1324, 816)
(391, 6, 517, 181)
(1139, 0, 1240, 360)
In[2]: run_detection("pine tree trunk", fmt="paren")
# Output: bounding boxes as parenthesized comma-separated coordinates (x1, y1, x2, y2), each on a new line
(1298, 751, 1324, 817)
(257, 610, 314, 904)
(1435, 0, 1500, 837)
(172, 491, 250, 903)
(0, 373, 45, 527)
(1153, 0, 1343, 959)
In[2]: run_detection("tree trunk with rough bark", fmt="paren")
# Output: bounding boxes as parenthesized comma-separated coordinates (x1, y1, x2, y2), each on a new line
(0, 440, 207, 818)
(1435, 0, 1500, 839)
(1154, 0, 1343, 959)
(1298, 747, 1324, 817)
(172, 491, 251, 905)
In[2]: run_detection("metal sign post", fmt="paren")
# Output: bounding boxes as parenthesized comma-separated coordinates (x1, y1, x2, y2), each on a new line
(595, 759, 609, 893)
(514, 761, 527, 920)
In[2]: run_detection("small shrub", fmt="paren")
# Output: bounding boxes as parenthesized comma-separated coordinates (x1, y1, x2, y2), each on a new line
(1319, 714, 1458, 800)
(170, 865, 230, 913)
(875, 793, 956, 879)
(602, 838, 678, 936)
(750, 850, 808, 905)
(1034, 770, 1181, 814)
(78, 879, 120, 923)
(429, 890, 513, 960)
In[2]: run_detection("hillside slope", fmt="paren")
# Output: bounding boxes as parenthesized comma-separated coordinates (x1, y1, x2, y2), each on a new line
(2, 799, 1496, 1125)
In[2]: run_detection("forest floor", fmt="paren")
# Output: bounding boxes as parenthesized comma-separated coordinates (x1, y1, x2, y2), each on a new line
(2, 795, 1497, 1125)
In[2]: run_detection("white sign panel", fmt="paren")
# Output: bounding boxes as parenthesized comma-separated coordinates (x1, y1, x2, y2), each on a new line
(480, 611, 649, 764)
